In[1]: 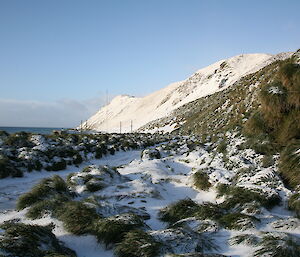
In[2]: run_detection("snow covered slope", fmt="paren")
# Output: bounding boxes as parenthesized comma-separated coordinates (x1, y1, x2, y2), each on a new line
(83, 52, 292, 133)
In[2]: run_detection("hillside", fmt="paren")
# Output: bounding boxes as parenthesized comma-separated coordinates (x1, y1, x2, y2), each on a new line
(82, 52, 291, 133)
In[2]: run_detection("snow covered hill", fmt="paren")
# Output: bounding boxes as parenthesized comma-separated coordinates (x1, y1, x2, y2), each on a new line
(83, 52, 292, 133)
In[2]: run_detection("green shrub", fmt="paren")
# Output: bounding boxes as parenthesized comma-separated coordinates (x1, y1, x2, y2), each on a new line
(254, 232, 300, 257)
(259, 81, 287, 127)
(46, 160, 67, 171)
(115, 230, 160, 257)
(218, 213, 258, 230)
(0, 158, 23, 178)
(93, 214, 144, 247)
(73, 154, 83, 165)
(192, 170, 211, 191)
(261, 155, 275, 168)
(16, 175, 69, 210)
(276, 110, 300, 145)
(4, 132, 32, 148)
(57, 201, 100, 235)
(194, 202, 224, 220)
(218, 186, 280, 210)
(279, 140, 300, 188)
(0, 222, 76, 257)
(216, 139, 227, 153)
(244, 111, 269, 137)
(158, 199, 199, 223)
(288, 193, 300, 218)
(26, 195, 70, 220)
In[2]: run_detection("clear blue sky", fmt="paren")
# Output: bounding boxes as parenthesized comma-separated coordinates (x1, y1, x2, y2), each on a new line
(0, 0, 299, 127)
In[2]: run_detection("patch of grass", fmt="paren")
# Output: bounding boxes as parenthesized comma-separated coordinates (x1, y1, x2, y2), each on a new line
(0, 157, 23, 178)
(261, 155, 275, 168)
(288, 193, 300, 218)
(194, 202, 223, 220)
(158, 199, 199, 223)
(229, 234, 260, 246)
(115, 230, 160, 257)
(0, 221, 76, 257)
(216, 139, 227, 153)
(218, 185, 280, 210)
(93, 213, 145, 247)
(279, 140, 300, 188)
(16, 175, 69, 210)
(192, 170, 211, 191)
(26, 195, 70, 220)
(254, 232, 300, 257)
(218, 213, 258, 230)
(57, 201, 100, 235)
(45, 159, 67, 171)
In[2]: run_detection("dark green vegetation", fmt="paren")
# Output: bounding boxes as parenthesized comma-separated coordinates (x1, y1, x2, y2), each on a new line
(254, 232, 300, 257)
(114, 230, 161, 257)
(0, 221, 76, 257)
(93, 213, 145, 247)
(0, 131, 171, 179)
(158, 198, 200, 223)
(57, 201, 100, 235)
(216, 184, 281, 210)
(243, 56, 300, 187)
(288, 193, 300, 218)
(159, 195, 262, 230)
(192, 170, 211, 191)
(16, 175, 71, 210)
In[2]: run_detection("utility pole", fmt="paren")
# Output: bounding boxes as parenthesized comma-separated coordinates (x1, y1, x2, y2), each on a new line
(131, 120, 133, 133)
(80, 120, 83, 133)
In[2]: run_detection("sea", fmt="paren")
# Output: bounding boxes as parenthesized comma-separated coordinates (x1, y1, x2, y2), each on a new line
(0, 127, 67, 135)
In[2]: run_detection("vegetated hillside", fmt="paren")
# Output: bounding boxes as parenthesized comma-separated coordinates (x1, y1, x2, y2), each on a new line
(141, 51, 300, 140)
(83, 53, 291, 133)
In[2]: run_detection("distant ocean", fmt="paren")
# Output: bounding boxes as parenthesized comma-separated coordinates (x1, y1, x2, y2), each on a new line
(0, 127, 68, 135)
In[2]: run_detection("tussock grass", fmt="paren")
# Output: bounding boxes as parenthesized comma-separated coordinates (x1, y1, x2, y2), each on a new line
(192, 170, 211, 191)
(26, 195, 70, 220)
(288, 193, 300, 218)
(279, 140, 300, 188)
(0, 221, 76, 257)
(218, 213, 258, 230)
(254, 232, 300, 257)
(16, 175, 69, 210)
(115, 230, 160, 257)
(93, 213, 145, 247)
(158, 199, 199, 223)
(217, 184, 280, 210)
(57, 201, 100, 235)
(195, 202, 223, 220)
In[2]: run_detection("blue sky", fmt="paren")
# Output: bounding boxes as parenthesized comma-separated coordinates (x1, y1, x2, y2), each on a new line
(0, 0, 299, 127)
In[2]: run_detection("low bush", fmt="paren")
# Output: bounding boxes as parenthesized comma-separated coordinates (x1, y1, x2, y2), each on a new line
(46, 160, 67, 171)
(194, 202, 224, 220)
(26, 195, 70, 220)
(218, 213, 258, 230)
(0, 221, 76, 257)
(192, 170, 211, 191)
(16, 175, 69, 210)
(115, 230, 160, 257)
(0, 157, 23, 178)
(93, 213, 145, 247)
(254, 232, 300, 257)
(218, 185, 280, 210)
(279, 140, 300, 188)
(57, 201, 100, 235)
(158, 199, 199, 223)
(288, 193, 300, 218)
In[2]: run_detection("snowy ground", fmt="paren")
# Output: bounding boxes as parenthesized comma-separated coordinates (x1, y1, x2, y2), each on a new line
(0, 136, 299, 257)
